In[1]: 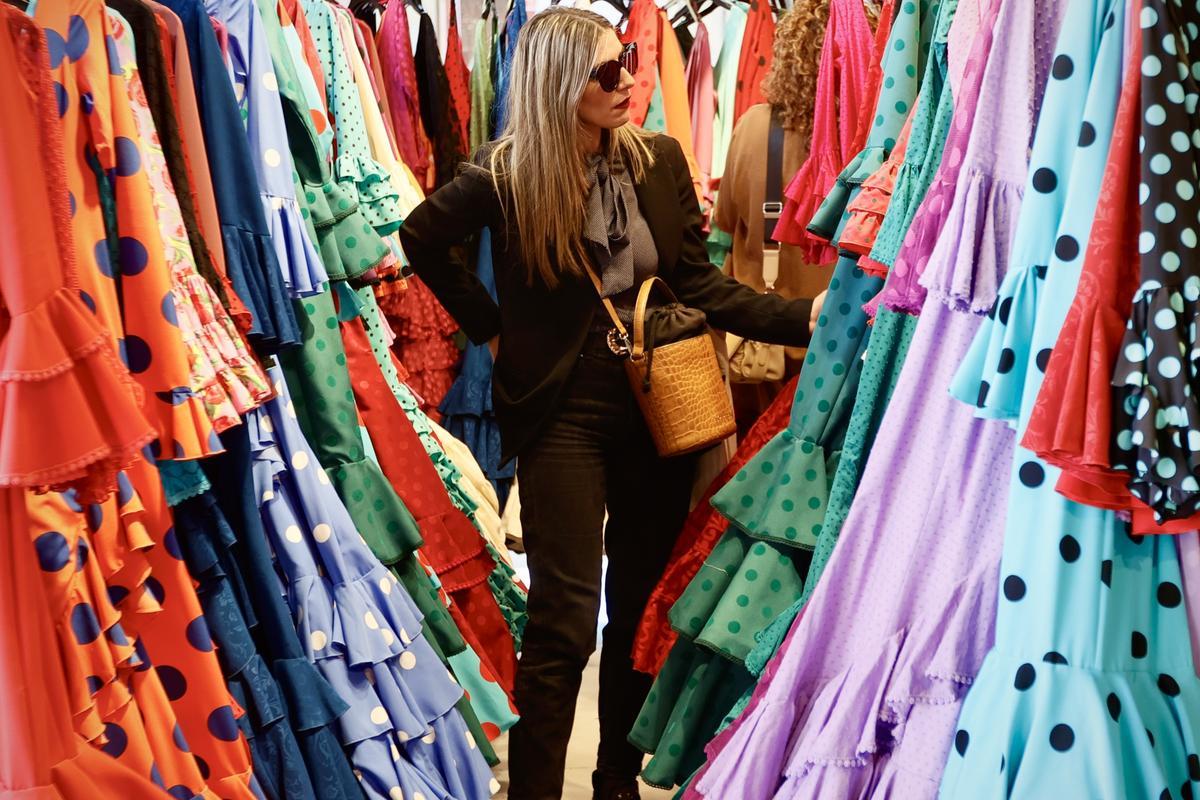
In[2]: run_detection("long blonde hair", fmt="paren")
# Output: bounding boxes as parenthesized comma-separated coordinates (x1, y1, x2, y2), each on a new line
(478, 7, 654, 288)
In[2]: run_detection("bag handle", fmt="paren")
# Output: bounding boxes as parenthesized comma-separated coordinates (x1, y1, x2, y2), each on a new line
(762, 106, 785, 292)
(581, 263, 678, 361)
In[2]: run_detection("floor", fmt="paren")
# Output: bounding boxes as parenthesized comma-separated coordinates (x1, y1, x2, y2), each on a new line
(490, 654, 677, 800)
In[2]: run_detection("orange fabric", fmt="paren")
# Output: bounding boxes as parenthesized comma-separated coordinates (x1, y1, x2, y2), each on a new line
(38, 0, 221, 463)
(657, 9, 703, 202)
(733, 0, 774, 121)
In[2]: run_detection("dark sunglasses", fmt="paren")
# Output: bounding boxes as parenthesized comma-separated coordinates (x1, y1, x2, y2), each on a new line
(589, 42, 638, 92)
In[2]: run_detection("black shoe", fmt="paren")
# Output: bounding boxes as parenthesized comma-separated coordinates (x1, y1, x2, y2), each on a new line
(592, 770, 641, 800)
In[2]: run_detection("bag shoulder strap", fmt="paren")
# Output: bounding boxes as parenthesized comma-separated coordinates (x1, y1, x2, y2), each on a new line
(762, 106, 785, 291)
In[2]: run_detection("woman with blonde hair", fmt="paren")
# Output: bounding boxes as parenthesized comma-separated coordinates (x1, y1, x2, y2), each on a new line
(399, 8, 821, 798)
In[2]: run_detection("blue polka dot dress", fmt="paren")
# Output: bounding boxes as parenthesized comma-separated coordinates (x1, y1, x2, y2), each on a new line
(941, 0, 1200, 795)
(249, 366, 498, 800)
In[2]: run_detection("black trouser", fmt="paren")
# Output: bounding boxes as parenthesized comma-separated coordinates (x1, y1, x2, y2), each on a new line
(507, 333, 698, 800)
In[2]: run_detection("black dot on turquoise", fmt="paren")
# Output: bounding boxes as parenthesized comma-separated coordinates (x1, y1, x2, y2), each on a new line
(1189, 754, 1200, 781)
(1019, 461, 1045, 488)
(1003, 575, 1026, 601)
(1132, 631, 1149, 658)
(1159, 674, 1181, 697)
(1079, 121, 1096, 146)
(1014, 663, 1035, 690)
(1182, 781, 1193, 800)
(976, 381, 990, 408)
(955, 729, 969, 756)
(997, 348, 1016, 373)
(1059, 535, 1080, 563)
(1159, 582, 1182, 608)
(1107, 693, 1122, 721)
(1049, 724, 1074, 752)
(1054, 235, 1080, 262)
(998, 296, 1013, 324)
(1052, 54, 1074, 79)
(1036, 348, 1052, 372)
(1148, 729, 1157, 748)
(1043, 651, 1068, 665)
(1032, 168, 1057, 193)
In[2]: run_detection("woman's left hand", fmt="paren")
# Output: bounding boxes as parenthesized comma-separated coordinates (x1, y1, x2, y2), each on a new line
(809, 289, 827, 334)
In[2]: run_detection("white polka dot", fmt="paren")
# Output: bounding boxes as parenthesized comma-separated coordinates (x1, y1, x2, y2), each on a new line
(399, 651, 417, 670)
(1178, 181, 1196, 201)
(1156, 308, 1178, 329)
(421, 729, 437, 744)
(1168, 81, 1186, 103)
(292, 451, 309, 470)
(262, 71, 279, 91)
(1147, 104, 1167, 125)
(264, 148, 282, 167)
(1183, 228, 1198, 249)
(1160, 356, 1183, 378)
(1141, 231, 1157, 253)
(381, 629, 396, 646)
(1189, 94, 1200, 115)
(413, 794, 426, 800)
(390, 743, 401, 761)
(1190, 430, 1200, 450)
(1172, 131, 1191, 152)
(364, 611, 380, 629)
(400, 628, 412, 645)
(1144, 55, 1163, 77)
(262, 489, 275, 502)
(261, 415, 274, 433)
(388, 788, 404, 800)
(1157, 203, 1178, 224)
(1152, 154, 1172, 174)
(1186, 277, 1200, 300)
(1141, 183, 1151, 204)
(1163, 251, 1181, 271)
(310, 630, 328, 650)
(370, 706, 389, 725)
(1184, 476, 1200, 492)
(286, 400, 296, 418)
(379, 577, 392, 594)
(397, 730, 411, 743)
(1164, 35, 1179, 56)
(1157, 459, 1179, 479)
(285, 525, 303, 543)
(490, 778, 502, 793)
(467, 728, 477, 749)
(1142, 5, 1158, 26)
(317, 468, 330, 485)
(313, 523, 332, 542)
(1125, 342, 1147, 363)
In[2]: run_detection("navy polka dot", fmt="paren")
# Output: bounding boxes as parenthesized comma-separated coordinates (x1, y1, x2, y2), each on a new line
(70, 603, 101, 644)
(976, 381, 991, 408)
(1003, 575, 1027, 601)
(116, 472, 134, 506)
(162, 293, 179, 327)
(1032, 168, 1057, 193)
(1014, 663, 1036, 690)
(85, 503, 103, 531)
(120, 334, 153, 374)
(998, 296, 1013, 324)
(1019, 462, 1045, 488)
(1107, 693, 1121, 721)
(93, 239, 114, 278)
(1052, 54, 1074, 79)
(186, 616, 214, 652)
(207, 706, 240, 742)
(144, 576, 165, 604)
(45, 27, 66, 68)
(195, 756, 210, 780)
(118, 237, 149, 275)
(1054, 235, 1080, 262)
(34, 531, 71, 572)
(997, 348, 1016, 374)
(1036, 348, 1052, 373)
(149, 763, 164, 788)
(100, 722, 127, 758)
(55, 81, 68, 117)
(1049, 724, 1075, 752)
(60, 488, 83, 512)
(163, 527, 184, 560)
(1189, 754, 1200, 781)
(955, 729, 969, 756)
(1043, 651, 1069, 665)
(157, 665, 188, 701)
(168, 787, 193, 800)
(106, 624, 129, 647)
(76, 538, 89, 571)
(173, 723, 190, 752)
(65, 15, 89, 61)
(1079, 121, 1096, 147)
(107, 585, 131, 607)
(1101, 560, 1113, 587)
(1059, 535, 1080, 563)
(132, 638, 152, 671)
(86, 675, 104, 695)
(113, 136, 142, 177)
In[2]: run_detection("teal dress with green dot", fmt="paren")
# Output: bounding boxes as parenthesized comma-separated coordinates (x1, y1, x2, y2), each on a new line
(628, 0, 943, 788)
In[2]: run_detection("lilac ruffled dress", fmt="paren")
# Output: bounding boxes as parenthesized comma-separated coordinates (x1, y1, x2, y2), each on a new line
(685, 1, 1062, 796)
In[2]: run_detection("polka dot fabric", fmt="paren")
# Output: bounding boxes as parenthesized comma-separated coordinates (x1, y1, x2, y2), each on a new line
(1110, 0, 1200, 522)
(942, 2, 1200, 797)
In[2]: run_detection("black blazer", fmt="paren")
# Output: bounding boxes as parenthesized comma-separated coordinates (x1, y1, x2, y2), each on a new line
(398, 134, 813, 463)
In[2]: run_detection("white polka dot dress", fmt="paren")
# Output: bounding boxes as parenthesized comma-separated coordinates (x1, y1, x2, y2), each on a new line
(941, 0, 1200, 796)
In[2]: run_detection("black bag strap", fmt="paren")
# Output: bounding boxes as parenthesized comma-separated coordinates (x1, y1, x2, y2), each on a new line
(763, 105, 785, 244)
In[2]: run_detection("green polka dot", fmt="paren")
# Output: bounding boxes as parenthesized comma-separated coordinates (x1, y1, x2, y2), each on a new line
(895, 100, 908, 114)
(701, 579, 714, 591)
(306, 191, 317, 203)
(326, 376, 337, 388)
(884, 77, 895, 89)
(736, 595, 750, 608)
(315, 339, 327, 351)
(832, 362, 846, 376)
(335, 353, 347, 366)
(781, 499, 795, 512)
(690, 616, 703, 628)
(817, 314, 828, 327)
(814, 377, 825, 389)
(804, 469, 818, 481)
(875, 114, 885, 127)
(812, 524, 822, 536)
(668, 744, 682, 757)
(906, 64, 917, 78)
(740, 495, 754, 509)
(728, 621, 741, 634)
(345, 236, 358, 249)
(895, 39, 905, 51)
(884, 137, 896, 151)
(736, 470, 749, 482)
(762, 606, 774, 618)
(806, 352, 817, 365)
(780, 474, 792, 485)
(829, 278, 841, 291)
(374, 499, 386, 511)
(752, 543, 767, 556)
(761, 461, 775, 475)
(801, 441, 815, 454)
(807, 497, 821, 510)
(325, 317, 338, 329)
(304, 302, 317, 314)
(746, 570, 759, 582)
(785, 526, 798, 539)
(817, 399, 831, 413)
(769, 580, 782, 592)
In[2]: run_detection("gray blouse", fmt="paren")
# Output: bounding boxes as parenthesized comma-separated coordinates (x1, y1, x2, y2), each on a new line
(583, 153, 659, 323)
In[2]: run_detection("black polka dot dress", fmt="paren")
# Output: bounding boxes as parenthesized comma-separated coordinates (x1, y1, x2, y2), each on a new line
(1110, 0, 1200, 522)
